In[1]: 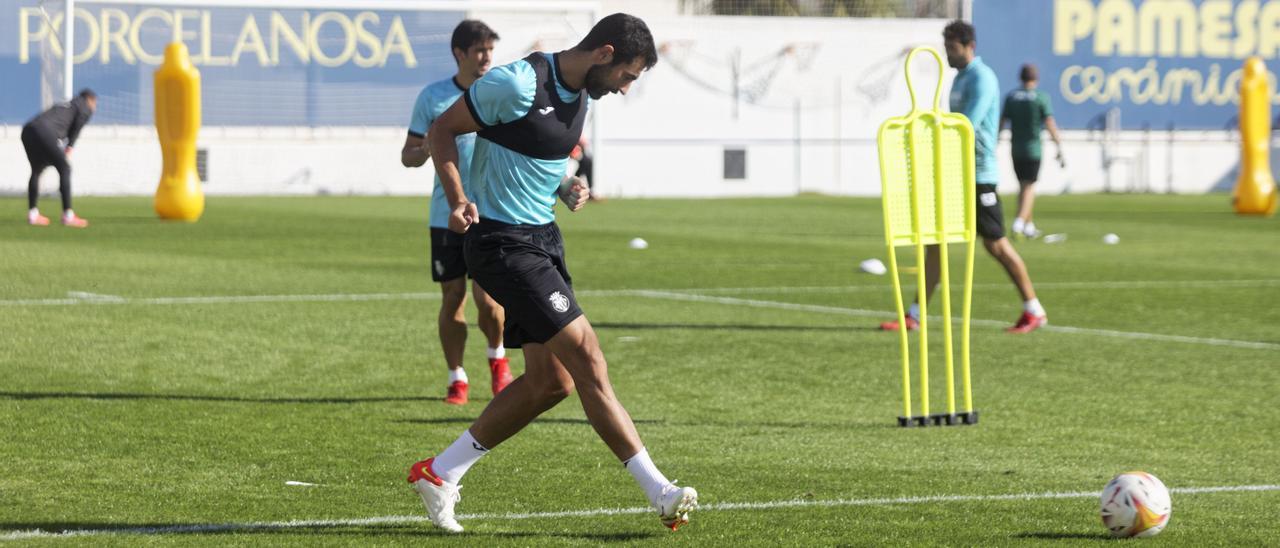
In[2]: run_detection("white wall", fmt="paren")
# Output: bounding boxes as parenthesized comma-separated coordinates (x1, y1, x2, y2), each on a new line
(0, 14, 1247, 199)
(0, 125, 420, 196)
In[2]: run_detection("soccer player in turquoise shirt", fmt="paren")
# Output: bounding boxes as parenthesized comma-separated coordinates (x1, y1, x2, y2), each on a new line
(400, 20, 512, 407)
(881, 20, 1047, 334)
(407, 14, 698, 534)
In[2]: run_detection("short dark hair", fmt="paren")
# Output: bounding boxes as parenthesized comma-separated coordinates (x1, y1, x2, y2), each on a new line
(943, 20, 975, 46)
(574, 13, 658, 70)
(78, 88, 96, 99)
(1019, 63, 1038, 83)
(451, 20, 498, 53)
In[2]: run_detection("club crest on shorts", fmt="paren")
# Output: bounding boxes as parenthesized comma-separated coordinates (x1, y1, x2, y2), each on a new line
(434, 260, 444, 276)
(548, 291, 570, 313)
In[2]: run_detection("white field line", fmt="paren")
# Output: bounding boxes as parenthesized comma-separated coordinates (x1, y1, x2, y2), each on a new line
(633, 291, 1280, 351)
(2, 484, 1276, 541)
(0, 293, 441, 307)
(0, 284, 1274, 350)
(65, 291, 126, 303)
(649, 279, 1280, 295)
(1, 279, 1276, 307)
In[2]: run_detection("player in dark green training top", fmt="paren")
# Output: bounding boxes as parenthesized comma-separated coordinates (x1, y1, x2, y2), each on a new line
(1001, 63, 1063, 239)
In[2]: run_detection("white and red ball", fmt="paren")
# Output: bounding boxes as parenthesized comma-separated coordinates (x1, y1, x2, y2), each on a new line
(1100, 471, 1172, 538)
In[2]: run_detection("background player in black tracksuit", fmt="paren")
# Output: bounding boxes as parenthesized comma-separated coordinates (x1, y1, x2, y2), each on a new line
(22, 89, 96, 227)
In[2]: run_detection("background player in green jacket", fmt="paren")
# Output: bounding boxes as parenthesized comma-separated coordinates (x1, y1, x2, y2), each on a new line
(1001, 64, 1063, 239)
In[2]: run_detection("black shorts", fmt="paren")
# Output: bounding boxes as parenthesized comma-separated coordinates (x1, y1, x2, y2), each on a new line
(464, 219, 583, 348)
(976, 184, 1005, 240)
(21, 124, 66, 171)
(1013, 158, 1041, 183)
(429, 227, 469, 282)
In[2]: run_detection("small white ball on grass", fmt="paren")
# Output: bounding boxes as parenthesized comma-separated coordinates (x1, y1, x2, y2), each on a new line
(1102, 233, 1120, 245)
(629, 237, 649, 250)
(859, 258, 887, 275)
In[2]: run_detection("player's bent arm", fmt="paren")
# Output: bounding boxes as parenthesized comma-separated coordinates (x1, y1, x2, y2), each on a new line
(1045, 116, 1066, 167)
(401, 133, 430, 168)
(1044, 116, 1064, 148)
(430, 100, 484, 232)
(430, 100, 483, 209)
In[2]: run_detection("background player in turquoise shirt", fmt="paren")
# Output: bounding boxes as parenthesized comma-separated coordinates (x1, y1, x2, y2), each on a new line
(881, 20, 1047, 334)
(1001, 63, 1065, 239)
(411, 13, 698, 534)
(400, 20, 511, 407)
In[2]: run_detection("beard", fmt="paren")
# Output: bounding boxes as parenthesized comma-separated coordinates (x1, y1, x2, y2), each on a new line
(584, 64, 615, 100)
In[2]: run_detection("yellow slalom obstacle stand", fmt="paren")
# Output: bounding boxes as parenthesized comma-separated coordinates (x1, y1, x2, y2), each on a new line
(876, 47, 977, 427)
(154, 42, 205, 221)
(1233, 57, 1278, 217)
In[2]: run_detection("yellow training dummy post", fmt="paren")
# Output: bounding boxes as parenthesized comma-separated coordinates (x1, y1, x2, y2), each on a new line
(154, 42, 204, 221)
(876, 46, 977, 427)
(1234, 57, 1278, 217)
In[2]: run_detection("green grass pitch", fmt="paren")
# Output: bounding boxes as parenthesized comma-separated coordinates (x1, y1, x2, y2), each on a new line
(1, 194, 1277, 545)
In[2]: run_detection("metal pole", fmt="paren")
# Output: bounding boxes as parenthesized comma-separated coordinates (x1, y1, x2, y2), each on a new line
(1166, 122, 1175, 193)
(64, 0, 75, 101)
(794, 98, 802, 194)
(834, 76, 842, 193)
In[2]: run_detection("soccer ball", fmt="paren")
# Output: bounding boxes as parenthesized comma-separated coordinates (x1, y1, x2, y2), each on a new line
(1099, 471, 1172, 538)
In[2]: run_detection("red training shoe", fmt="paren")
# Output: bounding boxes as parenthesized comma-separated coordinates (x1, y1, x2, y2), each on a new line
(879, 316, 920, 331)
(61, 213, 88, 228)
(1006, 312, 1047, 334)
(444, 380, 468, 405)
(489, 357, 513, 395)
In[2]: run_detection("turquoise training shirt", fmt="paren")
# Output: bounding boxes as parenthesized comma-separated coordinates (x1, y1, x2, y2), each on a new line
(467, 53, 584, 226)
(949, 56, 1001, 185)
(408, 77, 476, 229)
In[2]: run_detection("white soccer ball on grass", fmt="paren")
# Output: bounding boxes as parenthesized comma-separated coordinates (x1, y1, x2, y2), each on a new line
(1099, 471, 1171, 538)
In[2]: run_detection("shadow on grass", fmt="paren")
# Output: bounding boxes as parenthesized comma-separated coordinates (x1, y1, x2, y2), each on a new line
(0, 522, 656, 542)
(397, 417, 886, 430)
(0, 392, 443, 405)
(594, 322, 880, 332)
(396, 417, 663, 426)
(1012, 531, 1111, 541)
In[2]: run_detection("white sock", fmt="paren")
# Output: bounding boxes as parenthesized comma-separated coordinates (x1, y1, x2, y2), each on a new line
(1024, 298, 1045, 317)
(487, 346, 505, 360)
(431, 430, 489, 484)
(907, 303, 921, 320)
(62, 209, 76, 221)
(448, 368, 468, 384)
(624, 448, 672, 506)
(1011, 217, 1026, 234)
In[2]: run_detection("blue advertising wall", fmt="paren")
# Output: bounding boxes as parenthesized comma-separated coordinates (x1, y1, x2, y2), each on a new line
(975, 0, 1278, 129)
(1, 2, 464, 125)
